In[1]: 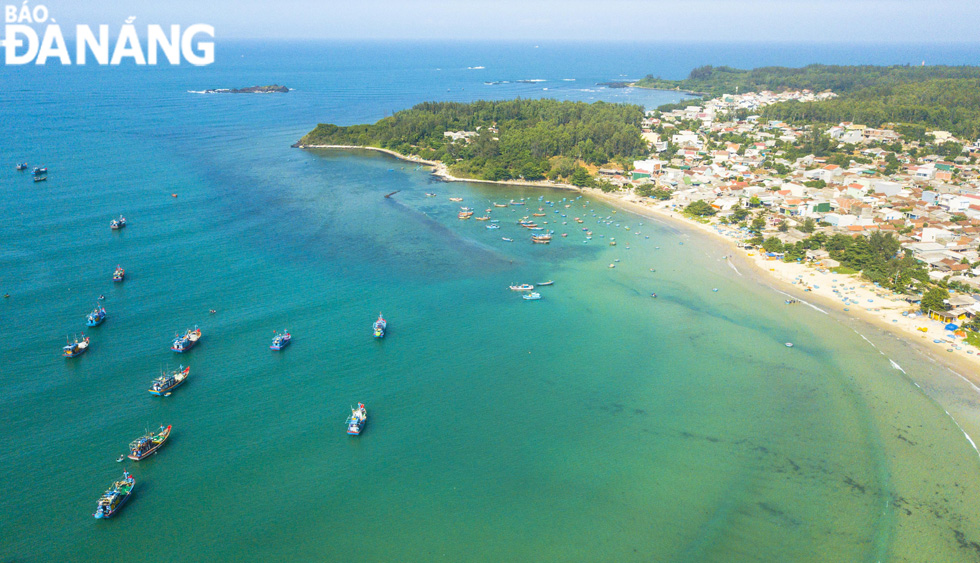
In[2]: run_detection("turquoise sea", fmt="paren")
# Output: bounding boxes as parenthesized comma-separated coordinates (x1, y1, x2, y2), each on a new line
(4, 41, 980, 561)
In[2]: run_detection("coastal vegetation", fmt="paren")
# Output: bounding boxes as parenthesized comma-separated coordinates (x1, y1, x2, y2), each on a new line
(299, 99, 648, 183)
(779, 230, 929, 293)
(640, 65, 980, 139)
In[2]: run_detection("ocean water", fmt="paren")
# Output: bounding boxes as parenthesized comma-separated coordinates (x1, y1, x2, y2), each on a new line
(3, 41, 980, 562)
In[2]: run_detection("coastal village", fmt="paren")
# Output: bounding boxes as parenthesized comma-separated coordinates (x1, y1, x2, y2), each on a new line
(588, 87, 980, 358)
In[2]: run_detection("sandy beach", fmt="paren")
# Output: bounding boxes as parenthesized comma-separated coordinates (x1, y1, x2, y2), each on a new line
(299, 144, 980, 384)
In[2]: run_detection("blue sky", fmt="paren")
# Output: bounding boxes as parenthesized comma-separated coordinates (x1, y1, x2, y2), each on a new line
(40, 0, 980, 42)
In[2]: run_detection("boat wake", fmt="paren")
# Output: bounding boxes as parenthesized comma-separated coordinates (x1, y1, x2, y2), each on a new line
(774, 289, 826, 314)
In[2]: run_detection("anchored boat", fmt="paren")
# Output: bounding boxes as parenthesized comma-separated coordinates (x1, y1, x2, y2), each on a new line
(93, 471, 134, 519)
(270, 330, 291, 350)
(523, 292, 542, 300)
(128, 425, 172, 461)
(63, 335, 90, 358)
(171, 327, 201, 352)
(110, 215, 126, 230)
(112, 265, 125, 282)
(149, 365, 189, 395)
(15, 162, 27, 170)
(86, 305, 106, 326)
(509, 284, 534, 291)
(373, 313, 387, 338)
(347, 403, 367, 435)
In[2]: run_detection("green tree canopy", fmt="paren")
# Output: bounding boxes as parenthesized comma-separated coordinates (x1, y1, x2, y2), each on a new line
(921, 287, 950, 314)
(684, 200, 717, 217)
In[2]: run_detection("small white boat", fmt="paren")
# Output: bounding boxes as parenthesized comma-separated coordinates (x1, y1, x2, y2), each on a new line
(523, 292, 541, 300)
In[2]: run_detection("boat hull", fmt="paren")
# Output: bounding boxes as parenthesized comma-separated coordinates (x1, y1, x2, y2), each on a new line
(148, 378, 185, 395)
(94, 492, 130, 519)
(171, 331, 201, 352)
(148, 367, 189, 395)
(128, 425, 172, 460)
(63, 339, 89, 358)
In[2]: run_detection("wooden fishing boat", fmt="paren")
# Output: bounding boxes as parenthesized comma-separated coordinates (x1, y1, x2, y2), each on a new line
(347, 403, 367, 435)
(449, 197, 463, 202)
(86, 305, 106, 326)
(112, 266, 125, 282)
(373, 313, 387, 338)
(509, 284, 534, 291)
(270, 330, 291, 350)
(63, 335, 90, 358)
(475, 216, 490, 221)
(93, 472, 134, 519)
(127, 425, 172, 460)
(110, 215, 126, 230)
(171, 327, 201, 352)
(149, 365, 190, 395)
(493, 203, 508, 208)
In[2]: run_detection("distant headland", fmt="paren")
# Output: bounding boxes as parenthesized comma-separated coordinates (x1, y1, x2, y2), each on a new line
(200, 85, 289, 94)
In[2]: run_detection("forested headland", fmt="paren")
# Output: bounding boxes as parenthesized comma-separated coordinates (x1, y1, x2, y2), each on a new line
(298, 99, 649, 184)
(639, 64, 980, 139)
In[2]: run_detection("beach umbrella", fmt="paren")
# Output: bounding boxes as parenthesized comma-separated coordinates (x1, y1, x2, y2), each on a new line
(945, 323, 959, 331)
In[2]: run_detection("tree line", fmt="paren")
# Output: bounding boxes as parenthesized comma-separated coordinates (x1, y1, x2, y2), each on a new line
(299, 99, 649, 182)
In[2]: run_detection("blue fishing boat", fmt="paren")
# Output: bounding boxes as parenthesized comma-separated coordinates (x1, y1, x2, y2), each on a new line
(149, 365, 190, 395)
(63, 335, 89, 358)
(347, 403, 367, 435)
(523, 292, 542, 300)
(15, 162, 27, 170)
(373, 313, 387, 338)
(86, 305, 106, 326)
(171, 327, 201, 352)
(270, 330, 291, 350)
(32, 166, 47, 176)
(109, 215, 126, 230)
(93, 471, 134, 519)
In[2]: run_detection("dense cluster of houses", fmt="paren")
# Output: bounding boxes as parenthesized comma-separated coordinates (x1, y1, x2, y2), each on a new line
(608, 90, 980, 320)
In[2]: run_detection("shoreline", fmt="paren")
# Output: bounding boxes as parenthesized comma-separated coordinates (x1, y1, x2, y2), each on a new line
(298, 144, 980, 385)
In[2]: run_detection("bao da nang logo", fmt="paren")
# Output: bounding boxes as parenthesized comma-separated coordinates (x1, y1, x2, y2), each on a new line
(3, 2, 214, 65)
